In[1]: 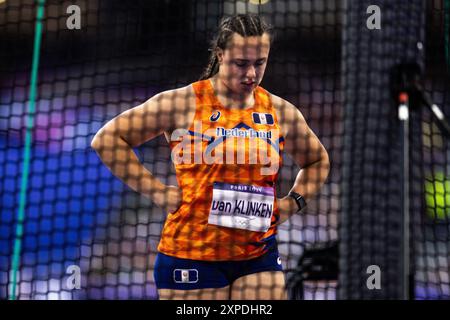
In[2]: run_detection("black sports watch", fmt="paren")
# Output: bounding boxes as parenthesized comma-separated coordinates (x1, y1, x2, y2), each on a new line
(287, 191, 307, 212)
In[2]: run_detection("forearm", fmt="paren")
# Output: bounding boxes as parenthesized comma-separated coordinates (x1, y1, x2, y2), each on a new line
(289, 157, 330, 201)
(91, 133, 165, 198)
(278, 156, 330, 224)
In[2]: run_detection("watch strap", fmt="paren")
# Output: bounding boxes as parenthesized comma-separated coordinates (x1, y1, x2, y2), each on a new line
(288, 191, 307, 212)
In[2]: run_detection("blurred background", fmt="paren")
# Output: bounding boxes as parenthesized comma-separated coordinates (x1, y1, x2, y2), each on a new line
(0, 0, 448, 299)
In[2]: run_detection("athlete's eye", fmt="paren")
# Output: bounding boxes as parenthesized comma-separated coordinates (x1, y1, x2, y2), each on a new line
(235, 61, 247, 67)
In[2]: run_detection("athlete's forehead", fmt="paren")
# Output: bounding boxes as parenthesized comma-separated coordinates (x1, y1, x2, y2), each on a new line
(224, 33, 271, 59)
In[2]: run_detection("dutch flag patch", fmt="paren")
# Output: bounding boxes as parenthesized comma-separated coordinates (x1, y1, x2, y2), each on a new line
(252, 112, 274, 125)
(173, 269, 199, 283)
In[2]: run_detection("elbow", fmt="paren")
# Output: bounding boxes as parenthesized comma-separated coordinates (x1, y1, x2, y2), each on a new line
(91, 120, 117, 151)
(91, 130, 108, 151)
(321, 147, 331, 176)
(91, 129, 130, 151)
(90, 134, 101, 150)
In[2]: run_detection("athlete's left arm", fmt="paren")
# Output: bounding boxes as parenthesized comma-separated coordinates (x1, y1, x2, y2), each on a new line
(272, 95, 330, 223)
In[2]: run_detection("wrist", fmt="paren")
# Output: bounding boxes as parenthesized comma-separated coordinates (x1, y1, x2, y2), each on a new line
(287, 191, 307, 212)
(148, 179, 166, 196)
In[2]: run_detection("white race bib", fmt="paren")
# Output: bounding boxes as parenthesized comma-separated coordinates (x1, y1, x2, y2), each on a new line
(208, 182, 275, 232)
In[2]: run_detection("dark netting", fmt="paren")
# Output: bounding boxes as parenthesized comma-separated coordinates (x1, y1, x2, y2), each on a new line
(340, 0, 449, 299)
(0, 0, 448, 301)
(339, 0, 425, 299)
(416, 0, 450, 299)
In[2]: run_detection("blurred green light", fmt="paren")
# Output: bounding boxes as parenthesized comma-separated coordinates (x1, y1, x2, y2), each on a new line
(425, 172, 450, 220)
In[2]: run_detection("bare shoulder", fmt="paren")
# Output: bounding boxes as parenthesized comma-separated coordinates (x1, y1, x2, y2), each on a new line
(153, 84, 195, 108)
(269, 92, 308, 138)
(96, 83, 196, 148)
(152, 84, 197, 132)
(268, 93, 327, 167)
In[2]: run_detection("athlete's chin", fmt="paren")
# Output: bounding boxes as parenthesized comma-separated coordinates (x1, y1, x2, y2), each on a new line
(238, 82, 256, 93)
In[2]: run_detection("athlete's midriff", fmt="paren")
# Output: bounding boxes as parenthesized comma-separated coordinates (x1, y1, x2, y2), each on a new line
(157, 79, 285, 261)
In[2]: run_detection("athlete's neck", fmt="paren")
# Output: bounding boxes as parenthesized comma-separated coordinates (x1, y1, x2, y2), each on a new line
(210, 76, 255, 110)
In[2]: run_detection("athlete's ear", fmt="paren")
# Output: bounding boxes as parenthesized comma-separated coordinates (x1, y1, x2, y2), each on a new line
(216, 48, 224, 64)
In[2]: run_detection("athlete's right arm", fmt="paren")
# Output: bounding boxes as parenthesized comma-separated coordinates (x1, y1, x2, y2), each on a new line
(90, 90, 182, 212)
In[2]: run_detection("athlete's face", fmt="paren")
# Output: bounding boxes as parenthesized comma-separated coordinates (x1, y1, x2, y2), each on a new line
(217, 32, 271, 95)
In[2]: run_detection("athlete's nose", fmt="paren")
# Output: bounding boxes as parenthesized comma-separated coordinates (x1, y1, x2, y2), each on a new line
(245, 65, 256, 79)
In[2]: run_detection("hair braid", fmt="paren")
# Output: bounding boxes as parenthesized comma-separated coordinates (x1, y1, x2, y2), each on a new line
(199, 14, 273, 80)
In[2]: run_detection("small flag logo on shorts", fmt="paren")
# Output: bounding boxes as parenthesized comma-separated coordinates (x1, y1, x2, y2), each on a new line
(252, 112, 274, 125)
(173, 269, 198, 283)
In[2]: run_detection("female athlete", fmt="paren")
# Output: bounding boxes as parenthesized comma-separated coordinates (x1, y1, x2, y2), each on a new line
(91, 13, 330, 300)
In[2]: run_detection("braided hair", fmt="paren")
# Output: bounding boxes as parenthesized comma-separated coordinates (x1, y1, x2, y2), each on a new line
(199, 14, 274, 80)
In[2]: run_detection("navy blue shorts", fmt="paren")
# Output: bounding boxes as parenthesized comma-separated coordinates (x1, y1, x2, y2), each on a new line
(153, 240, 283, 290)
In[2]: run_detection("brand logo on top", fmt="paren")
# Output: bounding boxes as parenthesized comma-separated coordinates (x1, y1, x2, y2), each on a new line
(210, 110, 221, 122)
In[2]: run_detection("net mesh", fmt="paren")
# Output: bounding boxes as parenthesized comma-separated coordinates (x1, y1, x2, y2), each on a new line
(339, 0, 450, 299)
(416, 0, 450, 299)
(0, 0, 448, 300)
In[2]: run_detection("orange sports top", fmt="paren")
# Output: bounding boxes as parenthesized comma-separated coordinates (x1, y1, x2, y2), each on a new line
(157, 79, 285, 261)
